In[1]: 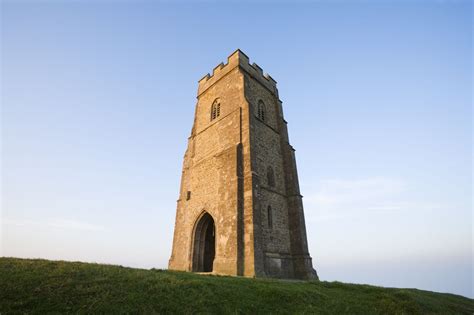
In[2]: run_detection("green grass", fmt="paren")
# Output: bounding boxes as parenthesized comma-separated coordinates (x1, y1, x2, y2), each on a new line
(0, 257, 472, 314)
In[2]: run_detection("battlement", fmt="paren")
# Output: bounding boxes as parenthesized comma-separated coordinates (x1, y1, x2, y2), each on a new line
(198, 49, 278, 97)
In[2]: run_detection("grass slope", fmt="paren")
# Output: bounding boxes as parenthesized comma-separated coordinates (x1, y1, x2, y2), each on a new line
(0, 257, 472, 314)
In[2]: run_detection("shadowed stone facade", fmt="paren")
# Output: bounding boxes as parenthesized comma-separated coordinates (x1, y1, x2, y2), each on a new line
(168, 50, 318, 279)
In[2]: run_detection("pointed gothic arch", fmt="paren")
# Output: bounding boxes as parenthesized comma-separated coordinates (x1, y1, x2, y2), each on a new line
(191, 211, 216, 272)
(211, 99, 221, 121)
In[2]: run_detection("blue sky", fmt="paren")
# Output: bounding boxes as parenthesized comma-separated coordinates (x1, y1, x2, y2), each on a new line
(1, 1, 472, 298)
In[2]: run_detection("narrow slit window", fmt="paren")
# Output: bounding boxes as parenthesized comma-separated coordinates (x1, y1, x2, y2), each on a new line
(267, 166, 275, 187)
(257, 100, 266, 121)
(267, 206, 273, 229)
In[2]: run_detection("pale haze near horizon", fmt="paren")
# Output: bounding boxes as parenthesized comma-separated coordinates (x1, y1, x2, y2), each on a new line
(1, 1, 472, 298)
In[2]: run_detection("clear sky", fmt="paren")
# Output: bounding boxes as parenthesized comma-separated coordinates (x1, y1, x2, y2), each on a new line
(1, 0, 472, 298)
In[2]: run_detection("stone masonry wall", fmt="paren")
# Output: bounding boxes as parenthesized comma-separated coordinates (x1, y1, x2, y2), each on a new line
(244, 71, 294, 278)
(169, 62, 257, 276)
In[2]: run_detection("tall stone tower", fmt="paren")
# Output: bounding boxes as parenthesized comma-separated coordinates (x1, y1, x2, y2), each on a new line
(169, 50, 317, 279)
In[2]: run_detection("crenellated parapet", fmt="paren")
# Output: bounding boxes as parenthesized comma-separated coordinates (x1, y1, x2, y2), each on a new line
(198, 49, 278, 97)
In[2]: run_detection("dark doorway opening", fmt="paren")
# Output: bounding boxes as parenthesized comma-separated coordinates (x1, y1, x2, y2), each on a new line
(192, 212, 215, 272)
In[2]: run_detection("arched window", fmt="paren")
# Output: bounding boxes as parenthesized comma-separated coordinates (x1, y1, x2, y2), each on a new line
(211, 99, 221, 121)
(267, 206, 273, 229)
(267, 166, 275, 187)
(257, 100, 265, 121)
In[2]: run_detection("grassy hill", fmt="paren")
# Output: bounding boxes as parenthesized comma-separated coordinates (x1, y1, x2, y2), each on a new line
(0, 257, 472, 314)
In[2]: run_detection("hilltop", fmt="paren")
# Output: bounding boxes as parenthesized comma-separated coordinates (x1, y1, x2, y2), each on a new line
(0, 257, 472, 314)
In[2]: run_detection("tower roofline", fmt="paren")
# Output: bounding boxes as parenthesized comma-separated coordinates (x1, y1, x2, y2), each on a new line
(198, 49, 278, 97)
(229, 48, 250, 60)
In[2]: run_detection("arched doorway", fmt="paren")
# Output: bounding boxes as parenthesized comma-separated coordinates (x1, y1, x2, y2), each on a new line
(192, 212, 215, 272)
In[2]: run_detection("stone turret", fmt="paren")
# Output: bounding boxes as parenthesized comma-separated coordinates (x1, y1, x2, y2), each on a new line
(169, 49, 317, 279)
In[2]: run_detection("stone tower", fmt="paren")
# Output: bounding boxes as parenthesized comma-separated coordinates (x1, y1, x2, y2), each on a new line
(168, 50, 317, 279)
